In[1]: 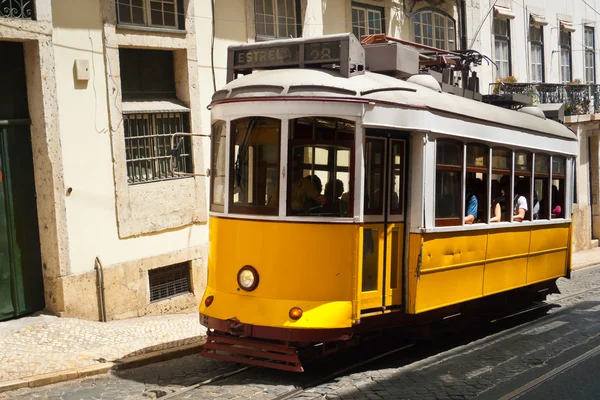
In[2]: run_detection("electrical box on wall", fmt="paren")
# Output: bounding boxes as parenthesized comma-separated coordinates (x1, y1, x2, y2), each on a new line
(74, 59, 90, 81)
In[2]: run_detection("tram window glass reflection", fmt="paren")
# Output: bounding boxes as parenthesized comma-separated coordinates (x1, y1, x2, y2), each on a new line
(288, 118, 354, 217)
(551, 156, 566, 218)
(365, 138, 385, 215)
(210, 120, 226, 212)
(229, 117, 280, 215)
(491, 148, 512, 222)
(514, 151, 532, 222)
(435, 139, 462, 226)
(390, 141, 405, 215)
(534, 154, 550, 219)
(466, 143, 488, 224)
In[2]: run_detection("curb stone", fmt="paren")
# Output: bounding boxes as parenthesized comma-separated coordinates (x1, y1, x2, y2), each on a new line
(0, 342, 204, 394)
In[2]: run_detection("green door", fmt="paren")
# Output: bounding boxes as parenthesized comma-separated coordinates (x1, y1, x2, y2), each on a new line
(0, 122, 44, 321)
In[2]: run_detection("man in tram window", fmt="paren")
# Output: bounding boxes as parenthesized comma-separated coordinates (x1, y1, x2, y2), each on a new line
(513, 179, 529, 222)
(464, 178, 478, 224)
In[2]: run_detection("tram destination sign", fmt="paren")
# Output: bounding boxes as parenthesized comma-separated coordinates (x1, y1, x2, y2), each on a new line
(226, 33, 365, 82)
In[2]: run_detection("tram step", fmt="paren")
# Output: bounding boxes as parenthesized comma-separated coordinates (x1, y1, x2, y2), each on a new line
(201, 331, 304, 372)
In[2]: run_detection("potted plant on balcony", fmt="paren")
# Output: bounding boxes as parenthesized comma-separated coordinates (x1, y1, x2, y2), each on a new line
(492, 75, 518, 95)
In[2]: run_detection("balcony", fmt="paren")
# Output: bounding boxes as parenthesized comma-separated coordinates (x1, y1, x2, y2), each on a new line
(486, 82, 600, 117)
(0, 0, 35, 20)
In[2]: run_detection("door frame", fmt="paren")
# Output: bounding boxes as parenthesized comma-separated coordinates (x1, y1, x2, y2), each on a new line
(360, 129, 410, 313)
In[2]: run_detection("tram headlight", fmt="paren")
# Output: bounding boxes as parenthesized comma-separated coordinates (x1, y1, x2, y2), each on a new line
(237, 265, 259, 291)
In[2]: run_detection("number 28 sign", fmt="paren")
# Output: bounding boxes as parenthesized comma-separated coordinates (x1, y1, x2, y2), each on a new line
(304, 42, 341, 63)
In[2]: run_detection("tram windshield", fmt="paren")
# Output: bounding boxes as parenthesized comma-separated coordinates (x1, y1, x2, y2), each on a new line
(287, 117, 354, 217)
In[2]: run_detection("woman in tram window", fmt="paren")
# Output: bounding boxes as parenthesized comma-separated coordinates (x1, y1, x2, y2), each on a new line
(490, 180, 503, 222)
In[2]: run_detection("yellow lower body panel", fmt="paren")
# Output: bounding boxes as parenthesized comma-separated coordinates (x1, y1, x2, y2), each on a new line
(409, 222, 571, 314)
(200, 288, 354, 329)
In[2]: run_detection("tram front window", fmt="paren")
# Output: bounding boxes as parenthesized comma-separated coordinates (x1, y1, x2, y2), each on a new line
(288, 118, 354, 217)
(229, 117, 280, 215)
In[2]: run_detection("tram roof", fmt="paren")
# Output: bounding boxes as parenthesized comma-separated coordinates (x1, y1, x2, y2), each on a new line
(211, 68, 577, 142)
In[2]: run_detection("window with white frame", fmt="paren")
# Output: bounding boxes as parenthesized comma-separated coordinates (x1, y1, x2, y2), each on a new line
(529, 24, 544, 82)
(413, 9, 456, 50)
(585, 26, 595, 84)
(493, 18, 511, 78)
(560, 29, 572, 83)
(116, 0, 184, 30)
(352, 3, 384, 39)
(255, 0, 298, 39)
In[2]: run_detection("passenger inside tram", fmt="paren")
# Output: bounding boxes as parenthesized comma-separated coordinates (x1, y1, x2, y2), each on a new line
(464, 178, 479, 224)
(490, 180, 503, 222)
(290, 159, 326, 213)
(513, 179, 529, 222)
(322, 179, 346, 215)
(551, 185, 563, 218)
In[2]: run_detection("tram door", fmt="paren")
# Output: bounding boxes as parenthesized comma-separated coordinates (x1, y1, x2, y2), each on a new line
(360, 132, 407, 312)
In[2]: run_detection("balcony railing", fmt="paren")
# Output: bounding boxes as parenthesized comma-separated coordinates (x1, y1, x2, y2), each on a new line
(488, 82, 600, 116)
(1, 0, 35, 20)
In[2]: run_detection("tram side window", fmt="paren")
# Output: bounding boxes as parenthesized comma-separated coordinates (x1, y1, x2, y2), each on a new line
(551, 156, 566, 219)
(288, 117, 354, 217)
(491, 148, 512, 222)
(514, 151, 533, 222)
(229, 117, 280, 215)
(534, 154, 550, 219)
(435, 139, 462, 226)
(466, 143, 488, 224)
(210, 121, 226, 212)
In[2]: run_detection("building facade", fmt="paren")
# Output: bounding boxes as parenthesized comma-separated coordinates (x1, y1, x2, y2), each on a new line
(471, 0, 600, 251)
(3, 0, 594, 322)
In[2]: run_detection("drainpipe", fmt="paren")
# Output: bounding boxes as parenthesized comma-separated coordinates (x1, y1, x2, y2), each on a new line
(95, 256, 107, 322)
(460, 0, 469, 89)
(460, 0, 468, 51)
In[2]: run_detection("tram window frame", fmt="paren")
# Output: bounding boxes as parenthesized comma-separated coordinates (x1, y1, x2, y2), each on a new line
(490, 147, 513, 223)
(228, 117, 281, 216)
(534, 153, 550, 220)
(551, 156, 566, 219)
(514, 150, 533, 222)
(210, 120, 226, 212)
(287, 117, 355, 218)
(389, 140, 405, 216)
(465, 143, 489, 224)
(435, 139, 463, 227)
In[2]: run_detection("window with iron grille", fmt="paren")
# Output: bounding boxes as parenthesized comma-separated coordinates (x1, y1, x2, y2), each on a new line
(119, 48, 193, 184)
(148, 262, 191, 302)
(116, 0, 185, 30)
(0, 0, 35, 19)
(124, 112, 192, 184)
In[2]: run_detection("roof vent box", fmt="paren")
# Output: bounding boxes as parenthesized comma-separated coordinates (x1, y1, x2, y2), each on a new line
(364, 42, 419, 78)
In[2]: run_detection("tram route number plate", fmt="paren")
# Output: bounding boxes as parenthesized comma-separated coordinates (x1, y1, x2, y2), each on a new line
(233, 41, 341, 68)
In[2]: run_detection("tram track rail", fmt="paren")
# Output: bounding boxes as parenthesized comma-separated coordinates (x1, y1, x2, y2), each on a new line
(159, 282, 600, 400)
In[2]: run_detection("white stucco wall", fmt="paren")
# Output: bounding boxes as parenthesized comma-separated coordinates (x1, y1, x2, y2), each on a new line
(53, 0, 208, 275)
(473, 0, 600, 91)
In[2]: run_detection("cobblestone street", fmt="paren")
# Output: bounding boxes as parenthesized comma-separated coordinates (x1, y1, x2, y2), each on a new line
(3, 266, 600, 400)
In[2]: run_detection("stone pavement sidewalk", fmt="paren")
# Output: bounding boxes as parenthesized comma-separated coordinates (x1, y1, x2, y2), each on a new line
(0, 246, 598, 394)
(0, 311, 205, 393)
(572, 245, 600, 270)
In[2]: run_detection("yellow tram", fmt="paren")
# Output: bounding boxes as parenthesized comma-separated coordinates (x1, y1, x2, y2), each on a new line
(198, 34, 577, 371)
